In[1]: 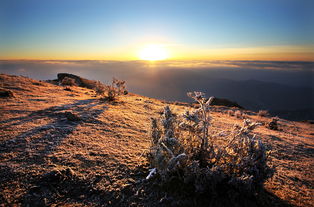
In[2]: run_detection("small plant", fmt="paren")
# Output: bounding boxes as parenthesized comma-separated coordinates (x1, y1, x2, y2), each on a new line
(94, 78, 128, 101)
(227, 109, 234, 116)
(234, 110, 243, 118)
(113, 78, 128, 95)
(61, 77, 77, 86)
(258, 110, 270, 117)
(94, 81, 106, 96)
(147, 91, 274, 199)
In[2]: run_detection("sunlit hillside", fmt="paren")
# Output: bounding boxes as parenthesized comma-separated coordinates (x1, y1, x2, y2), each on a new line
(0, 74, 313, 206)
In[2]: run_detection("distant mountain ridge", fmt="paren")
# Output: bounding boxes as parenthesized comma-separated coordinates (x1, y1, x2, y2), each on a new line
(141, 75, 313, 121)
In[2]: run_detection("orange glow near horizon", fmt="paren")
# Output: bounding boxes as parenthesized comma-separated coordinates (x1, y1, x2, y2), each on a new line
(1, 45, 313, 61)
(2, 1, 314, 63)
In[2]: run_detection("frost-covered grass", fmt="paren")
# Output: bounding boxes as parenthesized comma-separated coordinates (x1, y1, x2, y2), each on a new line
(148, 91, 274, 197)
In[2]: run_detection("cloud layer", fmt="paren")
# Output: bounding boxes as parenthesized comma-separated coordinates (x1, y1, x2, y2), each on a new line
(1, 60, 313, 120)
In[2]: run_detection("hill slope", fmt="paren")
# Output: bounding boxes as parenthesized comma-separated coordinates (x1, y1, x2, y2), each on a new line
(0, 74, 313, 206)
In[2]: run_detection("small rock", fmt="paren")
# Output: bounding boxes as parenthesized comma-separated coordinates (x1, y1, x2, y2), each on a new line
(0, 88, 14, 98)
(89, 152, 97, 156)
(64, 87, 72, 91)
(64, 112, 81, 121)
(268, 117, 279, 130)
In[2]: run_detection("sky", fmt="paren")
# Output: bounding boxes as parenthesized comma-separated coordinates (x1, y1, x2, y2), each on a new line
(1, 0, 313, 61)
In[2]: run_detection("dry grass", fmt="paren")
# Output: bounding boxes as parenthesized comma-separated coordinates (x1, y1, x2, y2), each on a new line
(258, 110, 270, 117)
(0, 74, 313, 207)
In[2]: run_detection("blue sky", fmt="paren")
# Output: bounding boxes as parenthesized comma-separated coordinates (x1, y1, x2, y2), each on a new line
(1, 0, 313, 60)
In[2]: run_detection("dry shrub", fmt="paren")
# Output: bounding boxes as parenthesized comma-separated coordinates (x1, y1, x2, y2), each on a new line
(234, 110, 243, 118)
(94, 81, 106, 96)
(61, 77, 77, 86)
(258, 110, 270, 117)
(94, 78, 128, 101)
(148, 91, 274, 198)
(113, 78, 128, 95)
(227, 110, 234, 116)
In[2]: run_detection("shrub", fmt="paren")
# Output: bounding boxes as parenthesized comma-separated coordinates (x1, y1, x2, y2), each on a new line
(258, 110, 270, 117)
(113, 78, 128, 95)
(94, 78, 128, 101)
(147, 91, 274, 197)
(234, 110, 243, 119)
(227, 110, 234, 116)
(94, 81, 106, 96)
(61, 77, 77, 86)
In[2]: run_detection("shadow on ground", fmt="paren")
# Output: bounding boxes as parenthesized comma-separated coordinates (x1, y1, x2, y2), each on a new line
(0, 99, 107, 165)
(20, 164, 293, 207)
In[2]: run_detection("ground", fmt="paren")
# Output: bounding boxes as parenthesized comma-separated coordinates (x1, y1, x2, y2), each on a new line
(0, 74, 313, 207)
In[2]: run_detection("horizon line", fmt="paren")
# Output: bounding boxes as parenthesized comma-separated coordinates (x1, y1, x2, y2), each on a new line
(1, 59, 314, 63)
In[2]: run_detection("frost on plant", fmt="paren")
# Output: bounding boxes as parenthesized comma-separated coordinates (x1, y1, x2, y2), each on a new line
(148, 91, 274, 197)
(148, 106, 186, 178)
(94, 78, 128, 101)
(94, 81, 106, 96)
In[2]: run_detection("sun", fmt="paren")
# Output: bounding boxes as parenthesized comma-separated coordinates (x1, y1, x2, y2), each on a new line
(138, 44, 169, 61)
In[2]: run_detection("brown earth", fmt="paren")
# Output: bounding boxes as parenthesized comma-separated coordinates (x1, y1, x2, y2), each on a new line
(0, 74, 313, 207)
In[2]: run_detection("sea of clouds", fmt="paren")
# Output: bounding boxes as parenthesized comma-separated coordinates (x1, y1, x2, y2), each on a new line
(1, 60, 313, 120)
